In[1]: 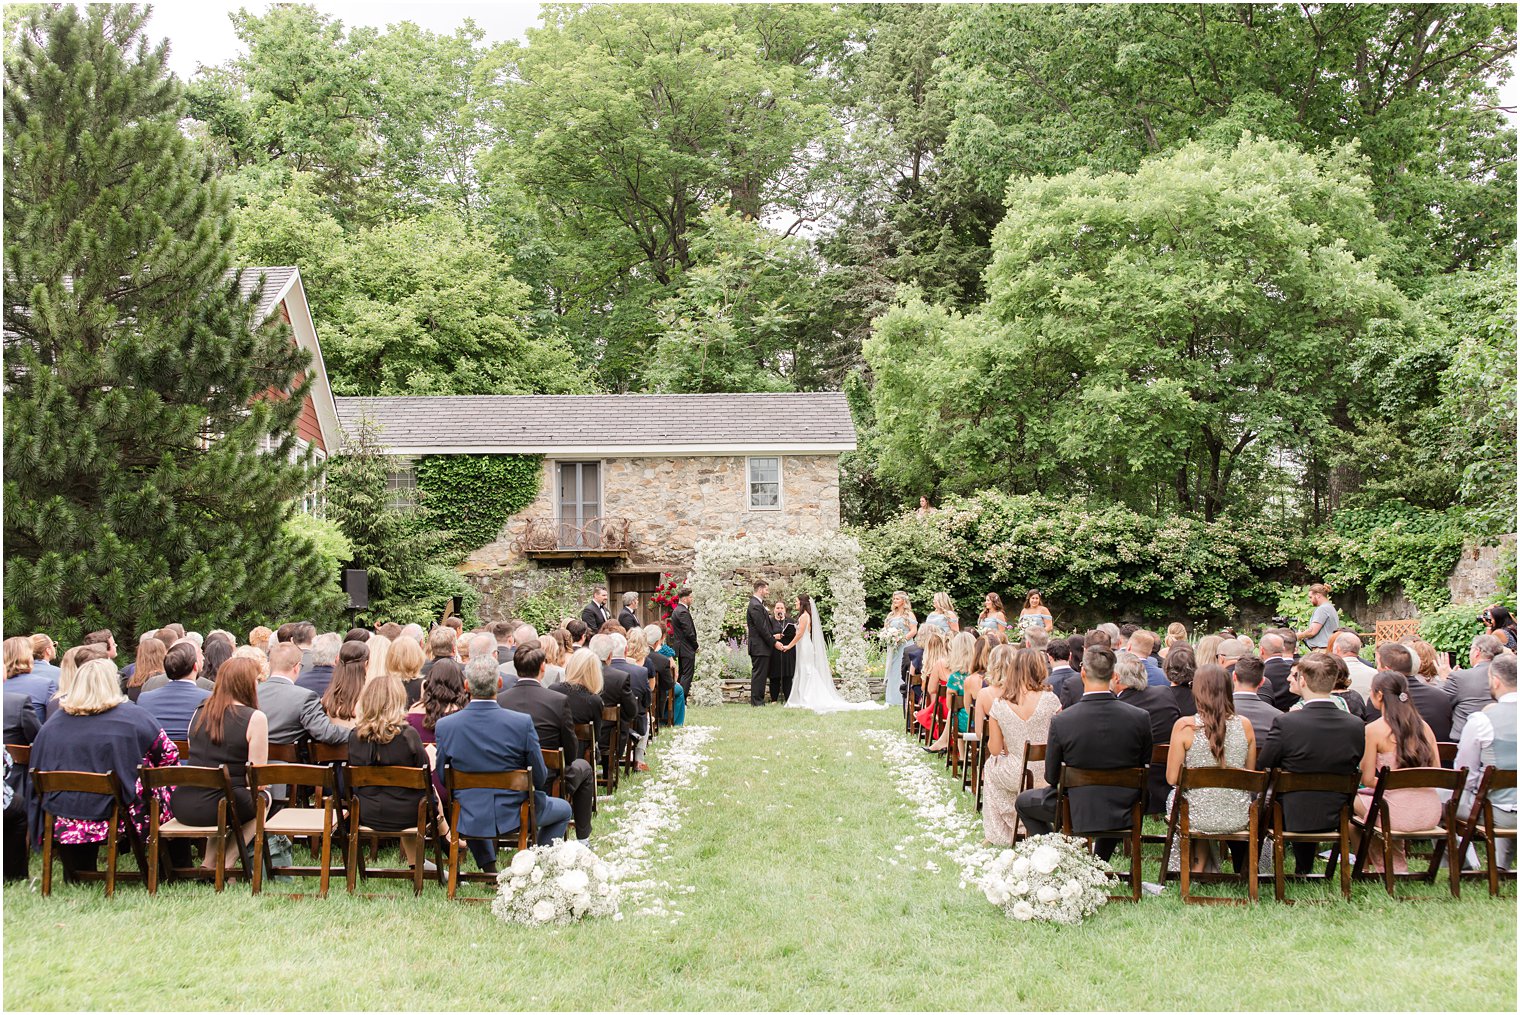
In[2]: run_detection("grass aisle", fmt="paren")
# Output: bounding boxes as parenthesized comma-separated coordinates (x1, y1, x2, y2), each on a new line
(3, 705, 1516, 1010)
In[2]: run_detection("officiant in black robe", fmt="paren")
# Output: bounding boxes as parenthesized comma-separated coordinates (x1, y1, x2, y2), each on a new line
(770, 601, 796, 704)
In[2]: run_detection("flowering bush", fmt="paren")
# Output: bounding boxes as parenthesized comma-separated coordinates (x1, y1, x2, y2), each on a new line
(491, 839, 620, 926)
(979, 834, 1115, 925)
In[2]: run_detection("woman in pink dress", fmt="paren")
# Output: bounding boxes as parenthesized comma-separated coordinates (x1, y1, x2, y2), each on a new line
(1354, 671, 1443, 873)
(980, 647, 1061, 846)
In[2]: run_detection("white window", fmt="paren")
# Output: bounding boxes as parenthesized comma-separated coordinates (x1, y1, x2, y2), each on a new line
(386, 456, 417, 510)
(747, 456, 781, 510)
(303, 446, 327, 517)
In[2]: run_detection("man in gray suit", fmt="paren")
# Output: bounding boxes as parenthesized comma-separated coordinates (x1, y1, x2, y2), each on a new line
(1230, 657, 1281, 736)
(1450, 634, 1503, 740)
(260, 643, 351, 875)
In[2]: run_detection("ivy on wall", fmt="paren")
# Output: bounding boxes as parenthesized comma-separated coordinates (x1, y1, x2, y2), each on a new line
(415, 454, 544, 561)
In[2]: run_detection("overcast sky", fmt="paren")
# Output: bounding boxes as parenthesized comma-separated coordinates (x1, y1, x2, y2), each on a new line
(144, 1, 543, 80)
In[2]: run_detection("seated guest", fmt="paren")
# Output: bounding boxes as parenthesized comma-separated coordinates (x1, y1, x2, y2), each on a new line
(55, 645, 107, 704)
(1045, 639, 1081, 710)
(247, 626, 273, 653)
(642, 625, 681, 724)
(365, 635, 392, 683)
(387, 635, 426, 707)
(321, 640, 369, 730)
(1067, 633, 1086, 673)
(1258, 632, 1299, 711)
(1354, 671, 1443, 873)
(434, 658, 572, 873)
(79, 629, 118, 664)
(260, 643, 351, 750)
(1331, 632, 1376, 696)
(540, 633, 567, 688)
(1450, 635, 1503, 740)
(5, 636, 56, 724)
(590, 634, 639, 763)
(406, 658, 468, 745)
(1162, 622, 1189, 660)
(3, 689, 39, 882)
(1405, 639, 1441, 682)
(1378, 641, 1453, 740)
(349, 675, 432, 870)
(1164, 664, 1257, 873)
(981, 647, 1062, 846)
(1014, 647, 1153, 858)
(26, 659, 179, 881)
(231, 645, 269, 679)
(1113, 650, 1180, 815)
(498, 644, 594, 845)
(972, 639, 1014, 734)
(1326, 654, 1369, 720)
(1255, 651, 1366, 874)
(1164, 644, 1198, 717)
(553, 648, 607, 765)
(615, 630, 655, 771)
(924, 632, 977, 753)
(296, 633, 342, 697)
(900, 632, 926, 707)
(1230, 657, 1280, 736)
(566, 618, 590, 651)
(137, 642, 212, 741)
(345, 627, 371, 644)
(123, 638, 167, 703)
(1454, 654, 1516, 869)
(175, 658, 268, 870)
(1129, 630, 1167, 686)
(489, 622, 515, 666)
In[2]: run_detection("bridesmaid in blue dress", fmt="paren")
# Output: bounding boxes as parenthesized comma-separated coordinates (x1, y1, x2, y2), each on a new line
(977, 592, 1009, 635)
(923, 592, 959, 637)
(881, 592, 918, 707)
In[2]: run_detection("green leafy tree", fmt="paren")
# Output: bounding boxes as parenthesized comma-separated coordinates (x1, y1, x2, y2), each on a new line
(2, 4, 343, 642)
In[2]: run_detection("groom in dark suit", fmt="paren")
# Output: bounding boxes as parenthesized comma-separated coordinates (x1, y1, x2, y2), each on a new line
(667, 588, 699, 697)
(747, 580, 777, 707)
(581, 587, 611, 632)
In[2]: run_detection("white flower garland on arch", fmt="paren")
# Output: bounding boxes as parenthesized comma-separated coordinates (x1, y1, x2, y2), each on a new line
(686, 532, 871, 706)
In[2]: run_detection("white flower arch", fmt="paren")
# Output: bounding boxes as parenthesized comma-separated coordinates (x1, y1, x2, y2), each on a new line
(686, 532, 871, 707)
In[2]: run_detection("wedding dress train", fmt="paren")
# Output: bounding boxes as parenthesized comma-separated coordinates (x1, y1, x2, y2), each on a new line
(785, 603, 884, 714)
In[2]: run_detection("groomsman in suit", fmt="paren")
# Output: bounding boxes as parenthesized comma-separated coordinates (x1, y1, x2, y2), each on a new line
(581, 587, 611, 632)
(1254, 651, 1365, 874)
(617, 592, 641, 631)
(668, 588, 699, 697)
(1015, 647, 1153, 859)
(770, 601, 797, 703)
(746, 580, 776, 707)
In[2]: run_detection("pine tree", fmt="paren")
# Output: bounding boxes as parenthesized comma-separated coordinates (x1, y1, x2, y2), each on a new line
(3, 4, 344, 644)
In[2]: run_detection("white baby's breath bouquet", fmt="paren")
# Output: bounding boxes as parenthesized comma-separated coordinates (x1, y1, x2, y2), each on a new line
(979, 833, 1115, 925)
(877, 626, 908, 649)
(492, 839, 621, 926)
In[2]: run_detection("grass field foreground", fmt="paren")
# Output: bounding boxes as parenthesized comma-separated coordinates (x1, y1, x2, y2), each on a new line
(3, 705, 1515, 1010)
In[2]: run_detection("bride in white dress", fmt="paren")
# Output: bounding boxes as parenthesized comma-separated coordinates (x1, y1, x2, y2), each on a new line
(783, 593, 884, 714)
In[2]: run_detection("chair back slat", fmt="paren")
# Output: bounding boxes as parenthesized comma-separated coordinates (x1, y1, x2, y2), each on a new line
(1436, 742, 1459, 765)
(600, 705, 620, 723)
(1177, 766, 1269, 794)
(1059, 766, 1147, 791)
(1025, 743, 1047, 763)
(1269, 770, 1360, 796)
(4, 744, 30, 765)
(248, 762, 335, 793)
(1483, 766, 1518, 792)
(446, 768, 533, 793)
(346, 764, 429, 791)
(1369, 765, 1466, 795)
(33, 769, 124, 796)
(171, 740, 190, 761)
(1150, 744, 1170, 765)
(266, 742, 302, 764)
(141, 764, 235, 794)
(310, 742, 349, 765)
(542, 748, 565, 772)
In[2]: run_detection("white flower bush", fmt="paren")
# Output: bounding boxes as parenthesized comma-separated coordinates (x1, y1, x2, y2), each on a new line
(980, 834, 1115, 924)
(491, 839, 621, 926)
(687, 532, 871, 706)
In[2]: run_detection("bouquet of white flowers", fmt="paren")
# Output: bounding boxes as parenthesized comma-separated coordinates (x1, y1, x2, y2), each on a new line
(877, 626, 908, 649)
(491, 840, 621, 926)
(979, 833, 1115, 925)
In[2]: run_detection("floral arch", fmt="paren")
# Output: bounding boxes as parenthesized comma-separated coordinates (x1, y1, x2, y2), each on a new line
(686, 532, 871, 707)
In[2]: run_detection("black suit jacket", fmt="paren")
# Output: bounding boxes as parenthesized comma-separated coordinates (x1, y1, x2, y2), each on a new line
(644, 651, 674, 698)
(607, 659, 650, 733)
(618, 607, 639, 631)
(745, 597, 773, 657)
(497, 678, 577, 755)
(668, 604, 698, 656)
(582, 600, 610, 632)
(1044, 692, 1154, 834)
(1262, 657, 1298, 711)
(1048, 668, 1083, 710)
(1117, 685, 1181, 815)
(1406, 674, 1457, 743)
(1255, 700, 1365, 831)
(550, 682, 604, 759)
(3, 690, 40, 747)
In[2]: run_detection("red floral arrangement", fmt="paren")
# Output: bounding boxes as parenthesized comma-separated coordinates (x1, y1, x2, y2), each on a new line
(651, 572, 681, 634)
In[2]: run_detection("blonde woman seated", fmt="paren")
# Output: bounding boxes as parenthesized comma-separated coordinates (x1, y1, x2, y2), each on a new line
(980, 647, 1061, 846)
(923, 632, 976, 753)
(1161, 622, 1189, 661)
(349, 675, 432, 870)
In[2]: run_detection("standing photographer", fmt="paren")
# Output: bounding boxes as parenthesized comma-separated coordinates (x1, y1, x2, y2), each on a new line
(1481, 605, 1518, 651)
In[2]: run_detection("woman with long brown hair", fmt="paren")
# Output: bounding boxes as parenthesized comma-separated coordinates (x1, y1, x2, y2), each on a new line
(1354, 671, 1442, 873)
(405, 657, 467, 745)
(977, 593, 1008, 634)
(1164, 664, 1257, 873)
(979, 647, 1061, 845)
(322, 640, 369, 728)
(125, 638, 167, 702)
(174, 657, 269, 869)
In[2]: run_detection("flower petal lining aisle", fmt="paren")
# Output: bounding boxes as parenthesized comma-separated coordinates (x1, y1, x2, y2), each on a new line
(598, 724, 716, 921)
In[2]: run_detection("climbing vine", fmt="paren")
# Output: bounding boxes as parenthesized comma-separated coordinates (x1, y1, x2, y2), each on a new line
(415, 454, 543, 560)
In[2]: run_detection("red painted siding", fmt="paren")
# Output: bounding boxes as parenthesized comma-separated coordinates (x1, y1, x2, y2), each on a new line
(250, 301, 325, 452)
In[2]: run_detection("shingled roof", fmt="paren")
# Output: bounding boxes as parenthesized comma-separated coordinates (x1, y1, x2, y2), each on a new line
(333, 392, 857, 456)
(236, 266, 298, 323)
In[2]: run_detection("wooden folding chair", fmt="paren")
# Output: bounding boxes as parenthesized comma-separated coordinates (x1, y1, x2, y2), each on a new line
(248, 762, 341, 897)
(1056, 765, 1148, 901)
(345, 765, 440, 896)
(5, 744, 30, 767)
(1351, 766, 1466, 899)
(33, 769, 147, 897)
(1436, 742, 1459, 767)
(444, 767, 536, 902)
(1456, 766, 1517, 897)
(904, 671, 923, 735)
(960, 712, 983, 795)
(309, 741, 349, 811)
(1141, 743, 1172, 856)
(170, 740, 190, 762)
(944, 691, 964, 773)
(542, 748, 569, 802)
(1262, 770, 1359, 903)
(141, 764, 253, 893)
(1163, 767, 1270, 905)
(598, 706, 621, 793)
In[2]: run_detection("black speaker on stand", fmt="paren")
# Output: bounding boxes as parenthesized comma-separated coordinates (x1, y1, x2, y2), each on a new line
(342, 568, 369, 630)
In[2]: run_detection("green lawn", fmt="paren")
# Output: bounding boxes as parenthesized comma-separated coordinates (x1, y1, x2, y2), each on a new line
(4, 705, 1515, 1011)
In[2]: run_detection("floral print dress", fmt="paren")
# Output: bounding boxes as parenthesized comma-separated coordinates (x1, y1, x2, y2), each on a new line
(51, 731, 179, 845)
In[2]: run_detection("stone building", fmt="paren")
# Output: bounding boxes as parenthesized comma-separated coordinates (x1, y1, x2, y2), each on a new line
(332, 392, 857, 621)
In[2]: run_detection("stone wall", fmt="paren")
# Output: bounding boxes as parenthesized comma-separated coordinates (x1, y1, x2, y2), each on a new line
(1448, 535, 1516, 606)
(462, 453, 842, 576)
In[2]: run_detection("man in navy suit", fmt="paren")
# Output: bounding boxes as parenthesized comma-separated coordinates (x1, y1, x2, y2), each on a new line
(436, 657, 572, 873)
(1016, 647, 1153, 860)
(137, 642, 211, 740)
